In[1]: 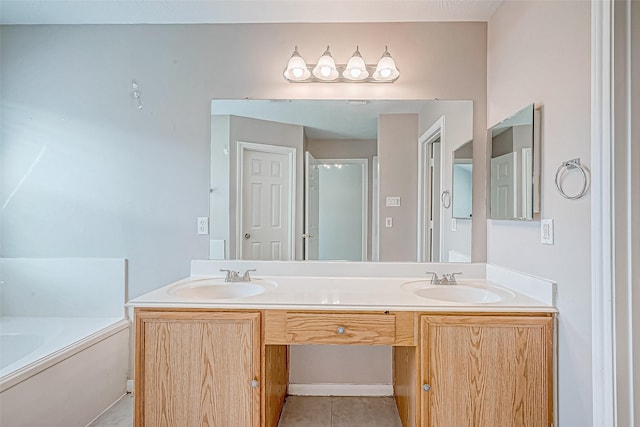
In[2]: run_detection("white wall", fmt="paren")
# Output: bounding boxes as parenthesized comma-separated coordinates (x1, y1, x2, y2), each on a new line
(487, 2, 591, 425)
(0, 258, 126, 317)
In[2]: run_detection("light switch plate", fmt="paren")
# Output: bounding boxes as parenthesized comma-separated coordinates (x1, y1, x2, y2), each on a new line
(541, 219, 554, 245)
(451, 218, 457, 232)
(385, 217, 393, 228)
(385, 196, 401, 207)
(197, 217, 209, 235)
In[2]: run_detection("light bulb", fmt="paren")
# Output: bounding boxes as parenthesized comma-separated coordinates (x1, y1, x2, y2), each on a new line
(380, 68, 392, 78)
(320, 65, 332, 77)
(343, 46, 369, 81)
(284, 46, 311, 81)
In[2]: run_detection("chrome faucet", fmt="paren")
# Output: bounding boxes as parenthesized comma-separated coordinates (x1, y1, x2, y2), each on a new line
(220, 269, 256, 282)
(425, 271, 462, 285)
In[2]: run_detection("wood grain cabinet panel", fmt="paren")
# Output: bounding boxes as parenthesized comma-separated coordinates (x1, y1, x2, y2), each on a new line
(134, 310, 261, 427)
(420, 315, 553, 427)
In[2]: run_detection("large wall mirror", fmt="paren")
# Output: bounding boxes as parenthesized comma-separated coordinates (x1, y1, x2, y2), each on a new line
(210, 99, 474, 263)
(488, 104, 540, 220)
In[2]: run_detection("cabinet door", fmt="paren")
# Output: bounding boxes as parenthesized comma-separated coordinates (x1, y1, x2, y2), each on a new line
(421, 315, 553, 427)
(135, 311, 261, 427)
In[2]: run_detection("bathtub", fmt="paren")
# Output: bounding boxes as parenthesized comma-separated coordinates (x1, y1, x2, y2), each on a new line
(0, 258, 130, 427)
(0, 317, 129, 426)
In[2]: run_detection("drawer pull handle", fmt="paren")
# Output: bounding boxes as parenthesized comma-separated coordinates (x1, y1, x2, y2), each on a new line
(337, 326, 345, 334)
(423, 384, 431, 392)
(250, 379, 259, 388)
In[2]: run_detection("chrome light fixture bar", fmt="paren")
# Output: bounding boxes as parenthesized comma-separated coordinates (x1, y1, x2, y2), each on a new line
(283, 45, 400, 83)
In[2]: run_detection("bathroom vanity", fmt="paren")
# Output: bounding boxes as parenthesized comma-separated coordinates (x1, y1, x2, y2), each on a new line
(129, 262, 555, 427)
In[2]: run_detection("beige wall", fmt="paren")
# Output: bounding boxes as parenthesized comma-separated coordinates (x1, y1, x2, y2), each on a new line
(1, 22, 488, 297)
(487, 2, 591, 425)
(378, 113, 419, 261)
(0, 22, 487, 389)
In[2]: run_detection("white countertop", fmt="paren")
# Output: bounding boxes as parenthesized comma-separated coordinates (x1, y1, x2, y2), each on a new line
(127, 275, 556, 313)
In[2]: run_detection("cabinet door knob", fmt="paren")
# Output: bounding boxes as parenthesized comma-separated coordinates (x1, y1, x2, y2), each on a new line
(337, 326, 345, 334)
(250, 379, 259, 388)
(423, 384, 431, 392)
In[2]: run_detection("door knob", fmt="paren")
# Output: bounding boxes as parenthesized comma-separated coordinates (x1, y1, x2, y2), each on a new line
(301, 233, 316, 238)
(244, 233, 251, 239)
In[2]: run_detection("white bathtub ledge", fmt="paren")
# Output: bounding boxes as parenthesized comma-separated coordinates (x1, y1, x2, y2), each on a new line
(0, 318, 129, 393)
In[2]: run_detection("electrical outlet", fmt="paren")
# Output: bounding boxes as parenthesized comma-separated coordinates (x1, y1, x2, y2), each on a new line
(385, 217, 393, 228)
(197, 217, 209, 235)
(541, 219, 554, 245)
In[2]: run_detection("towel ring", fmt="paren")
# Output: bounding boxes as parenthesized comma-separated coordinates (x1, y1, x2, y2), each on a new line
(555, 158, 589, 200)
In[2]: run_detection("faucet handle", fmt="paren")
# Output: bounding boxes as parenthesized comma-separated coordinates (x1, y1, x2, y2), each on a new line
(220, 269, 230, 281)
(443, 272, 462, 285)
(242, 269, 256, 281)
(220, 269, 239, 282)
(425, 271, 439, 284)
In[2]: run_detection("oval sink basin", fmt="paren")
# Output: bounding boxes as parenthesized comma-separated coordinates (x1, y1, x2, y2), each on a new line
(169, 278, 277, 300)
(401, 281, 515, 304)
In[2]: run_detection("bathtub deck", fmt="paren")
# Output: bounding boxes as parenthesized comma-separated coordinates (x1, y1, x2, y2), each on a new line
(0, 316, 124, 379)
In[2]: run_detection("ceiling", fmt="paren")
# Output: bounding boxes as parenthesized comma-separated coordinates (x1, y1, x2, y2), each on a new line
(0, 0, 503, 25)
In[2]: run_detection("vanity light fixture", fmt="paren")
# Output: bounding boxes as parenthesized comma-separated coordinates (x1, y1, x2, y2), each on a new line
(283, 45, 400, 83)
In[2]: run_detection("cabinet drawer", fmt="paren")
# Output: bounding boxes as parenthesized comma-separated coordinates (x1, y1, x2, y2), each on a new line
(286, 313, 395, 344)
(264, 310, 416, 345)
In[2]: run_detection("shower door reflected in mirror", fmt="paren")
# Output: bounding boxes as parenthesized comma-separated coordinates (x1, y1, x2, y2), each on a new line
(304, 156, 368, 261)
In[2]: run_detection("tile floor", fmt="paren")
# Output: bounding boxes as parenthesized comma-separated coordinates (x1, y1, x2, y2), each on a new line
(88, 394, 402, 427)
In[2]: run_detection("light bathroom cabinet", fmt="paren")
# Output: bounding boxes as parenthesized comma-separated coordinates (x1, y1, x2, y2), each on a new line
(134, 310, 262, 427)
(418, 314, 553, 427)
(134, 308, 553, 427)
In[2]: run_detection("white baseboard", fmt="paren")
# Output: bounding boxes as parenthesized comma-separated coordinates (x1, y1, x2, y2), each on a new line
(287, 383, 393, 396)
(126, 380, 134, 393)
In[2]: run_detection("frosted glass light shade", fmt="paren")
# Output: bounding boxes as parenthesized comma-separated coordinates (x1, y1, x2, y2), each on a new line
(343, 47, 369, 81)
(283, 47, 311, 81)
(312, 46, 339, 81)
(373, 47, 400, 81)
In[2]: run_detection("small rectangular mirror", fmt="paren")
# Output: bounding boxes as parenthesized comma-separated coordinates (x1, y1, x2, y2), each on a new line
(452, 140, 473, 219)
(488, 104, 539, 220)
